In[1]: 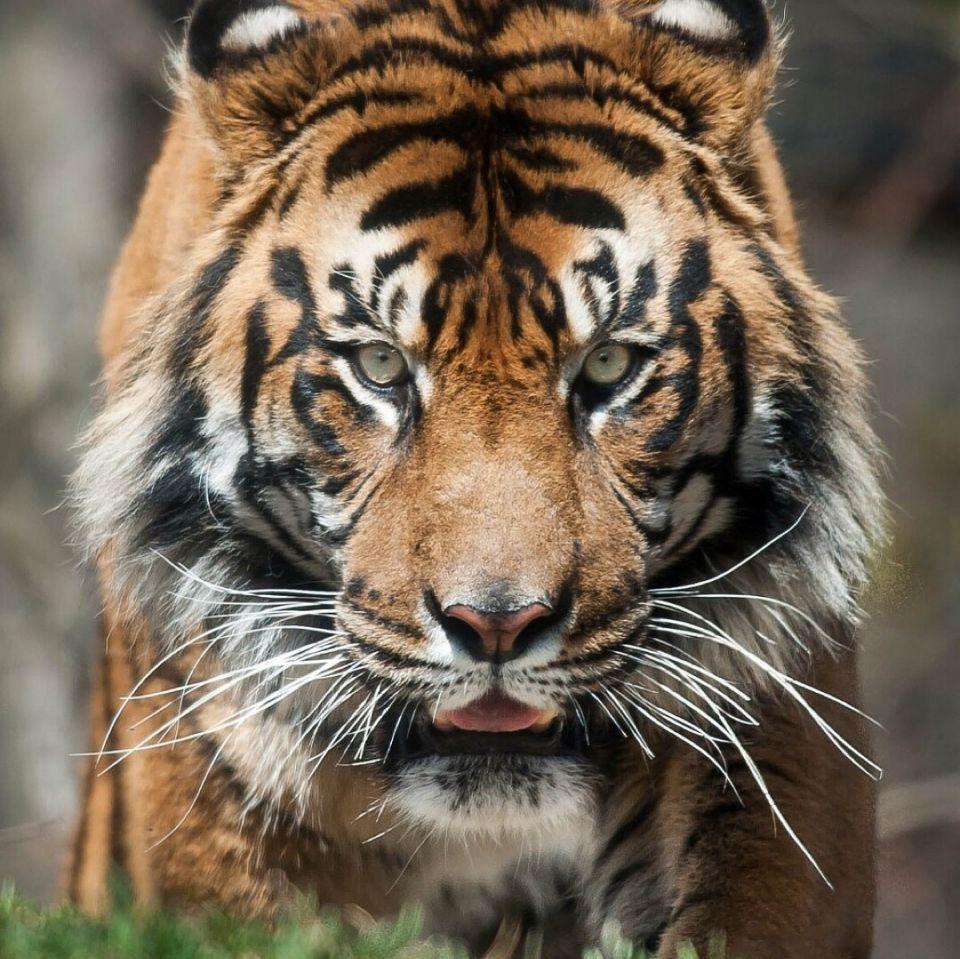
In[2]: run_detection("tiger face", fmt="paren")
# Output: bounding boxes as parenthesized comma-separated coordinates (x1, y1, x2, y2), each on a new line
(75, 0, 882, 841)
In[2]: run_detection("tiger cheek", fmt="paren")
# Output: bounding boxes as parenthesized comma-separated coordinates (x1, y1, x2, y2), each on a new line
(576, 468, 649, 608)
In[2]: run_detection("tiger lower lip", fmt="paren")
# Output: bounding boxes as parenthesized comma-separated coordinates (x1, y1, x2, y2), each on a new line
(434, 691, 560, 734)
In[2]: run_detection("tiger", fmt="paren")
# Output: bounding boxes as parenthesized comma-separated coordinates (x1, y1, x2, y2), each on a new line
(67, 0, 886, 956)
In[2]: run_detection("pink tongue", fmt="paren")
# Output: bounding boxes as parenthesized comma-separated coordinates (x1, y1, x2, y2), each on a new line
(442, 691, 546, 733)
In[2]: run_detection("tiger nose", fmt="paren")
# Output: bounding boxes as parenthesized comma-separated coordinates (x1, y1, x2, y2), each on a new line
(442, 603, 553, 662)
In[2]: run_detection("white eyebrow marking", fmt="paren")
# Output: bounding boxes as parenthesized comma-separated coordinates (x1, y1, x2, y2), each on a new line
(220, 7, 304, 53)
(649, 0, 736, 41)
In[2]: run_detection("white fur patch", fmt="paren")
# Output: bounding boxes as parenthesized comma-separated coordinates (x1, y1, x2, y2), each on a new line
(650, 0, 736, 41)
(220, 7, 304, 53)
(389, 755, 598, 837)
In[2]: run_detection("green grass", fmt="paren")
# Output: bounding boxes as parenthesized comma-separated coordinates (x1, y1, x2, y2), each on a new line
(0, 886, 463, 959)
(0, 886, 722, 959)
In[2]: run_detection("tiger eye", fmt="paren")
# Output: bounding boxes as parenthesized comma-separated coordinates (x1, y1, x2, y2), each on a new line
(355, 343, 409, 387)
(582, 343, 634, 387)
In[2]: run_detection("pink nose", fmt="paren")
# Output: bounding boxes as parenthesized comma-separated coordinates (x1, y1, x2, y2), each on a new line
(443, 603, 553, 659)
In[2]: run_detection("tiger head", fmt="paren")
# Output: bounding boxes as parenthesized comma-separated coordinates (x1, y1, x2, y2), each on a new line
(75, 0, 883, 837)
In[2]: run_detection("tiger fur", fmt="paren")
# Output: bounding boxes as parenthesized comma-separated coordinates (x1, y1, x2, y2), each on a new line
(68, 1, 884, 956)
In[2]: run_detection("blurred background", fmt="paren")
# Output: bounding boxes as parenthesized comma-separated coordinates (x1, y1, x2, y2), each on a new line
(0, 0, 957, 955)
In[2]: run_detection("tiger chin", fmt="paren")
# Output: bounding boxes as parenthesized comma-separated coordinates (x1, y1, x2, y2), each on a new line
(68, 1, 885, 956)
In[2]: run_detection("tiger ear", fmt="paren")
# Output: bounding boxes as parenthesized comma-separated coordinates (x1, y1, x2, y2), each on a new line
(614, 0, 777, 149)
(182, 0, 334, 169)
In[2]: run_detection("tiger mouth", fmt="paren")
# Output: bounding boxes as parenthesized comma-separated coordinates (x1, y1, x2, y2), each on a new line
(385, 696, 590, 763)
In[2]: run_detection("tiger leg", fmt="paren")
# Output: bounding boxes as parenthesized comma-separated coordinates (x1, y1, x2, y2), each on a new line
(66, 610, 297, 918)
(66, 614, 156, 914)
(589, 647, 876, 959)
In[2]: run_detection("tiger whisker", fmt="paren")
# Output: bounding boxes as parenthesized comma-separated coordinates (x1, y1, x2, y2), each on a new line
(97, 615, 245, 762)
(361, 820, 406, 845)
(353, 683, 393, 761)
(294, 678, 366, 766)
(599, 687, 652, 755)
(387, 828, 435, 895)
(176, 597, 338, 613)
(567, 694, 591, 746)
(276, 676, 363, 779)
(637, 642, 753, 700)
(384, 698, 413, 760)
(620, 646, 757, 725)
(651, 602, 879, 733)
(153, 550, 340, 601)
(147, 734, 233, 851)
(318, 693, 380, 768)
(649, 508, 809, 595)
(589, 691, 647, 754)
(123, 640, 345, 708)
(704, 690, 834, 887)
(647, 607, 880, 778)
(614, 681, 739, 795)
(655, 592, 834, 647)
(98, 650, 360, 768)
(305, 682, 375, 768)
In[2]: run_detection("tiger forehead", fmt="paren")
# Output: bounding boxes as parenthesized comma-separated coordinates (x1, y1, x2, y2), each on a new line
(233, 0, 722, 359)
(276, 83, 678, 354)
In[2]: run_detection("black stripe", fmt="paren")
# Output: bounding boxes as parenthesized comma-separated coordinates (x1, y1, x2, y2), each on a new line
(499, 240, 568, 348)
(361, 167, 476, 231)
(290, 369, 347, 456)
(240, 301, 271, 438)
(169, 247, 239, 380)
(644, 240, 709, 452)
(499, 167, 624, 231)
(325, 109, 480, 188)
(603, 857, 659, 912)
(574, 242, 621, 327)
(343, 630, 433, 671)
(682, 797, 745, 857)
(297, 371, 376, 426)
(644, 0, 769, 65)
(351, 0, 595, 38)
(750, 243, 839, 477)
(233, 460, 318, 564)
(301, 89, 422, 134)
(421, 252, 478, 352)
(271, 247, 321, 363)
(343, 597, 422, 639)
(320, 470, 361, 496)
(660, 488, 719, 560)
(328, 265, 370, 328)
(507, 114, 664, 178)
(188, 0, 306, 78)
(708, 0, 770, 63)
(371, 240, 426, 315)
(134, 467, 230, 550)
(597, 794, 659, 867)
(514, 81, 689, 137)
(504, 143, 575, 172)
(328, 39, 619, 89)
(714, 292, 750, 440)
(145, 379, 208, 467)
(615, 260, 659, 332)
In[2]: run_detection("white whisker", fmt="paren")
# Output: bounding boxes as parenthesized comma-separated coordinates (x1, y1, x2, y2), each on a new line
(650, 508, 809, 595)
